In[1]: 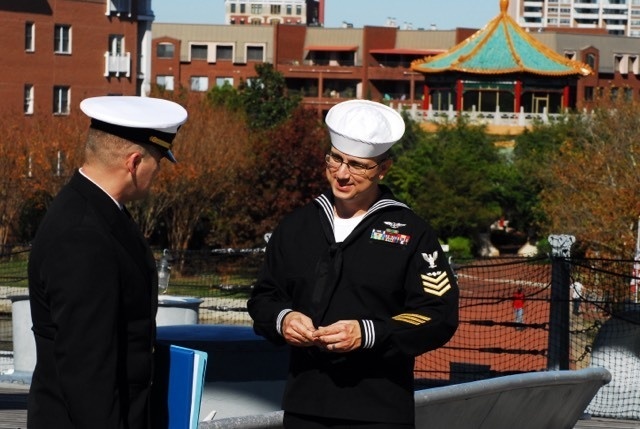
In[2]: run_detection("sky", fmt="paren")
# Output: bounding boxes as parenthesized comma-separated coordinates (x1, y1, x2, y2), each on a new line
(152, 0, 499, 30)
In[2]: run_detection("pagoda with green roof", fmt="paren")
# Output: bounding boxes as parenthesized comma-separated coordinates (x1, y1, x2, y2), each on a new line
(411, 0, 592, 115)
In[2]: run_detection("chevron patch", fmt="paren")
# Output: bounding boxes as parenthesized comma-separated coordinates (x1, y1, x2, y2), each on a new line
(393, 313, 432, 326)
(421, 271, 451, 296)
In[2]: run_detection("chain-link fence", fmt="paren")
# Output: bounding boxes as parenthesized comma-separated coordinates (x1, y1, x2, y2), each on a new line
(0, 246, 638, 420)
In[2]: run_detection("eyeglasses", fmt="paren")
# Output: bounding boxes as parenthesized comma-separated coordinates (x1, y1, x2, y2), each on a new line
(325, 153, 384, 176)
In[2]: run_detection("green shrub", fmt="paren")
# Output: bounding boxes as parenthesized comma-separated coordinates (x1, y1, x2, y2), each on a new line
(446, 236, 473, 259)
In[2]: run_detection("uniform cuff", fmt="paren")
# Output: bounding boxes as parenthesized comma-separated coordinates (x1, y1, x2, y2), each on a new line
(276, 309, 293, 336)
(360, 319, 375, 349)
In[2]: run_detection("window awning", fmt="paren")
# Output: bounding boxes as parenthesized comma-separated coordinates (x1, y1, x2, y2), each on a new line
(370, 48, 445, 56)
(305, 45, 358, 52)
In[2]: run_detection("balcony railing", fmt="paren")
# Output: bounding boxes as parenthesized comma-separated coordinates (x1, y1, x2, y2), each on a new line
(104, 52, 131, 77)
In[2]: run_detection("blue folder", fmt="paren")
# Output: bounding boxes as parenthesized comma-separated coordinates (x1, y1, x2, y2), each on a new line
(153, 344, 208, 429)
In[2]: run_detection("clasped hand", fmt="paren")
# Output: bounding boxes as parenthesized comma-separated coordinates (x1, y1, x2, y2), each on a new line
(281, 311, 362, 352)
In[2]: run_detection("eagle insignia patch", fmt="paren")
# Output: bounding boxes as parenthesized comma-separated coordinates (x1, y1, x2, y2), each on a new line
(421, 251, 438, 268)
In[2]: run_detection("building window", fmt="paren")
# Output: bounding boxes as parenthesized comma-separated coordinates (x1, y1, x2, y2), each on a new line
(246, 45, 264, 61)
(109, 34, 124, 56)
(54, 24, 71, 54)
(216, 77, 234, 87)
(190, 76, 209, 92)
(251, 4, 262, 14)
(585, 53, 597, 70)
(156, 75, 175, 91)
(157, 42, 175, 59)
(24, 85, 34, 115)
(53, 86, 70, 115)
(108, 0, 131, 15)
(240, 3, 245, 13)
(584, 86, 594, 101)
(191, 44, 208, 60)
(216, 45, 233, 61)
(271, 4, 281, 14)
(296, 5, 302, 15)
(230, 3, 236, 13)
(286, 4, 292, 14)
(25, 22, 35, 52)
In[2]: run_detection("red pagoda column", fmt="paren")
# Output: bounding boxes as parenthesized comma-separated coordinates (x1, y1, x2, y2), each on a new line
(456, 79, 464, 111)
(563, 85, 570, 108)
(514, 80, 522, 113)
(422, 83, 430, 110)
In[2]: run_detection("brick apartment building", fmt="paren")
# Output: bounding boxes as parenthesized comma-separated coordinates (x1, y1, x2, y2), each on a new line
(0, 0, 154, 118)
(151, 23, 477, 114)
(4, 0, 640, 120)
(151, 19, 640, 115)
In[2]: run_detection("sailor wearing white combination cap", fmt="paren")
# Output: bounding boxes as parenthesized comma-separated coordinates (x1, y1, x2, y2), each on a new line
(248, 99, 459, 428)
(28, 96, 187, 429)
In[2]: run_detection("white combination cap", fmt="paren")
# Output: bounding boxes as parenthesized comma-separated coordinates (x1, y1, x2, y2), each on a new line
(80, 96, 188, 163)
(325, 99, 405, 158)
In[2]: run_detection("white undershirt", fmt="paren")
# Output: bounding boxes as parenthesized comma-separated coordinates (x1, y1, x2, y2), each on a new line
(333, 214, 365, 242)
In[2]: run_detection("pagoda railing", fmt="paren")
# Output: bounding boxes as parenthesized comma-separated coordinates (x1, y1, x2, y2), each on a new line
(391, 103, 566, 128)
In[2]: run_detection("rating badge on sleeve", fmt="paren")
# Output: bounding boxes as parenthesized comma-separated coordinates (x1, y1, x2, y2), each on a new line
(420, 252, 451, 296)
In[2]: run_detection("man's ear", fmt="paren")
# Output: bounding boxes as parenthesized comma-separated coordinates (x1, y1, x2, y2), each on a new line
(378, 158, 393, 179)
(125, 151, 143, 174)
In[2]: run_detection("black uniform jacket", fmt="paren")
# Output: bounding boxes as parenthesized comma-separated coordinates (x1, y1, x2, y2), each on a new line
(248, 186, 459, 424)
(27, 171, 158, 429)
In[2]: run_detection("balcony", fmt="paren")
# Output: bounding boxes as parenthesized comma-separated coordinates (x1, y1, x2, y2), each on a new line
(574, 12, 600, 19)
(572, 2, 599, 8)
(603, 2, 630, 9)
(104, 52, 131, 77)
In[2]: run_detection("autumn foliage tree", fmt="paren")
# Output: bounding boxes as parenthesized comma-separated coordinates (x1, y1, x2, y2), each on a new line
(129, 88, 249, 252)
(222, 107, 328, 246)
(1, 114, 85, 251)
(539, 97, 640, 257)
(205, 64, 328, 247)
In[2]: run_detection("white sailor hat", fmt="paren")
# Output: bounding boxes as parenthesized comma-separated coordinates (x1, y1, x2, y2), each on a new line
(80, 96, 188, 163)
(325, 99, 405, 158)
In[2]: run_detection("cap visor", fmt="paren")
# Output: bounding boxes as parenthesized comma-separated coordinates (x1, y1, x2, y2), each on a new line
(165, 150, 177, 163)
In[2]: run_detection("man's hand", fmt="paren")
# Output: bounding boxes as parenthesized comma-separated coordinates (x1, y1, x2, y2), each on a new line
(313, 320, 362, 353)
(281, 311, 317, 347)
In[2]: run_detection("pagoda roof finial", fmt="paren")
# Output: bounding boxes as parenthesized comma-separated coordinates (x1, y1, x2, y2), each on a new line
(500, 0, 509, 14)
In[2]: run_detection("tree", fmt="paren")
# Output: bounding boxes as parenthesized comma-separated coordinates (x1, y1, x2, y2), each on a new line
(221, 107, 328, 246)
(129, 89, 249, 253)
(237, 63, 301, 130)
(540, 98, 640, 256)
(387, 118, 503, 243)
(0, 114, 85, 250)
(510, 116, 575, 239)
